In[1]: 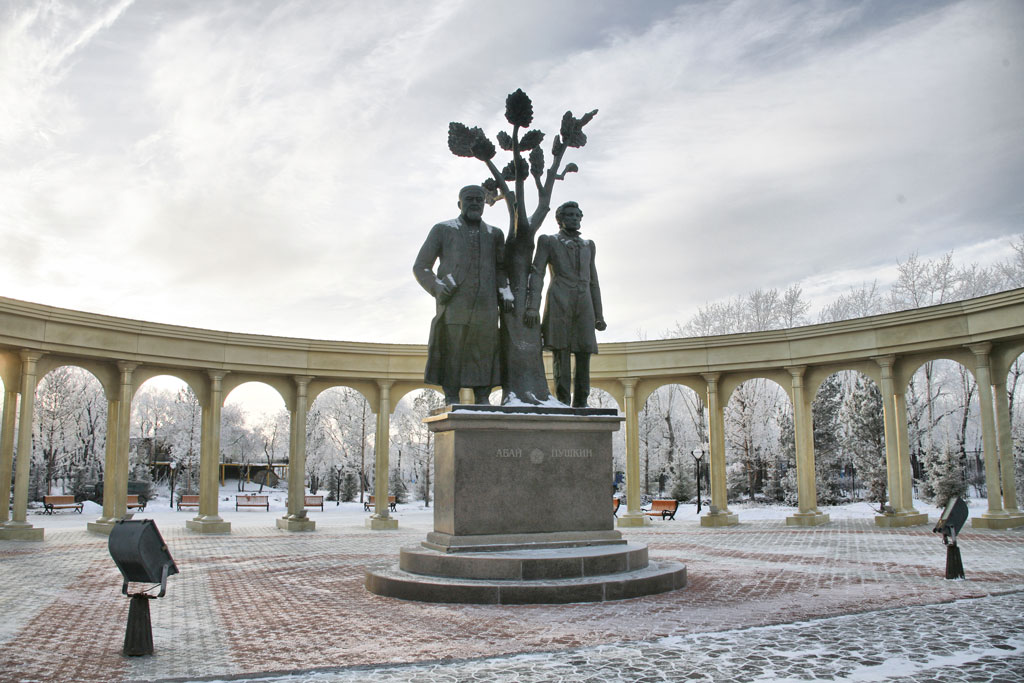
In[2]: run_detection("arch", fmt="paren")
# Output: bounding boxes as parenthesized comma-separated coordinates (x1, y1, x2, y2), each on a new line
(722, 376, 791, 502)
(389, 381, 440, 411)
(36, 356, 118, 402)
(804, 361, 882, 399)
(391, 387, 445, 504)
(901, 355, 989, 494)
(306, 385, 378, 502)
(635, 376, 706, 411)
(223, 375, 293, 411)
(810, 369, 885, 505)
(587, 386, 620, 410)
(33, 364, 109, 497)
(719, 370, 791, 407)
(309, 379, 377, 410)
(590, 379, 624, 410)
(392, 387, 446, 416)
(895, 350, 976, 392)
(132, 367, 207, 408)
(992, 339, 1024, 381)
(133, 375, 204, 486)
(224, 380, 288, 415)
(638, 382, 707, 500)
(0, 349, 19, 390)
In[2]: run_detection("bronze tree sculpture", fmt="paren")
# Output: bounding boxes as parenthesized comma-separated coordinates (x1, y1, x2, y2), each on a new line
(447, 89, 597, 405)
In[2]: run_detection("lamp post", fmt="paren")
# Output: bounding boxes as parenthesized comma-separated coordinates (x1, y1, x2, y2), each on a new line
(691, 445, 706, 514)
(168, 460, 177, 509)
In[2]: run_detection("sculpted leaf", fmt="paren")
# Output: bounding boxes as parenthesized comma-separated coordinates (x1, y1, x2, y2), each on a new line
(448, 122, 485, 158)
(471, 135, 496, 161)
(497, 131, 513, 151)
(563, 162, 578, 174)
(560, 111, 588, 148)
(505, 88, 533, 127)
(518, 129, 545, 151)
(481, 177, 500, 205)
(529, 147, 544, 179)
(501, 158, 530, 181)
(515, 157, 530, 179)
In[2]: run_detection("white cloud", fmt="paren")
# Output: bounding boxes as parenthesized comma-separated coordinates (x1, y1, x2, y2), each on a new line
(1, 0, 1021, 344)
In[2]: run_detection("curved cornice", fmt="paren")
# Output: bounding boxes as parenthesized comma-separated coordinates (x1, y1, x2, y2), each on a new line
(1, 289, 1023, 390)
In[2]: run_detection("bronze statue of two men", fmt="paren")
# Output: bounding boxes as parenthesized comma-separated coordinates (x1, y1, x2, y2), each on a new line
(413, 186, 605, 407)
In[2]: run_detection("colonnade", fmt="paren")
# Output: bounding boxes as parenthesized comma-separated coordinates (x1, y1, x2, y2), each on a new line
(1, 289, 1023, 540)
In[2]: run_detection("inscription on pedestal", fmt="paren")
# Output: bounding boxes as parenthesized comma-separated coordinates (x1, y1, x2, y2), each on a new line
(427, 411, 621, 538)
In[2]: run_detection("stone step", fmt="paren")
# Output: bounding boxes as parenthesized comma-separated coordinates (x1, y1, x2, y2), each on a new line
(366, 560, 687, 604)
(400, 542, 649, 581)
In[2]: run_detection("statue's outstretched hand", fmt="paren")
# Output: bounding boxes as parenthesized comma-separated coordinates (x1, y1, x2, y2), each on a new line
(595, 320, 607, 331)
(524, 309, 540, 327)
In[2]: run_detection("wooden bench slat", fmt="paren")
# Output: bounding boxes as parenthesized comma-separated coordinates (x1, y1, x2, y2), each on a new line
(177, 495, 200, 510)
(235, 494, 270, 511)
(285, 495, 325, 511)
(42, 495, 83, 514)
(641, 499, 679, 520)
(364, 495, 397, 512)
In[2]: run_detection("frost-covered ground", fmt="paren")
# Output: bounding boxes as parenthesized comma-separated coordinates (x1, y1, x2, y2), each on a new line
(6, 482, 1023, 683)
(243, 591, 1024, 683)
(26, 482, 983, 530)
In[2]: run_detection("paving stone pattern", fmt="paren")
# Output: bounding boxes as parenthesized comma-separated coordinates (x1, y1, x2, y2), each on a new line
(252, 592, 1024, 682)
(1, 518, 1022, 682)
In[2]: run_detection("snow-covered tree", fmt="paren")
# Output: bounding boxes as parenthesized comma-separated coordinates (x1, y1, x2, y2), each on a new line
(843, 374, 887, 508)
(812, 374, 845, 505)
(32, 366, 106, 496)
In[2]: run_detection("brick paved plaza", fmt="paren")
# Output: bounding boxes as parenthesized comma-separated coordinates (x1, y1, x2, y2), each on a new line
(2, 507, 1023, 682)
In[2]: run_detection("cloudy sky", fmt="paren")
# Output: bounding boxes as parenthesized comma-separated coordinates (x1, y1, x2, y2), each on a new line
(2, 0, 1022, 346)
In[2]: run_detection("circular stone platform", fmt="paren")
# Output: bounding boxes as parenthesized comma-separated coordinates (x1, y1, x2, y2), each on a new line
(365, 542, 686, 604)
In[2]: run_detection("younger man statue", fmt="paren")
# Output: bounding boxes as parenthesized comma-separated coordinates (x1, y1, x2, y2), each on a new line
(525, 201, 606, 407)
(413, 185, 514, 405)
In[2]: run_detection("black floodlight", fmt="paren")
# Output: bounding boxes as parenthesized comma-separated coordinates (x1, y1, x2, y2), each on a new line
(108, 519, 178, 656)
(933, 497, 969, 539)
(109, 519, 178, 595)
(932, 497, 968, 580)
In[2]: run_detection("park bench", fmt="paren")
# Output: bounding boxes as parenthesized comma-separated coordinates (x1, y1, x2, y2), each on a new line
(613, 497, 620, 518)
(364, 495, 397, 512)
(42, 495, 83, 514)
(126, 494, 147, 512)
(177, 494, 200, 511)
(286, 495, 324, 510)
(642, 498, 678, 520)
(235, 494, 270, 511)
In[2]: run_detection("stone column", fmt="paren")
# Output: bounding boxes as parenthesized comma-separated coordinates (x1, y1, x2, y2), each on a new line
(875, 356, 902, 512)
(187, 370, 231, 534)
(108, 362, 138, 524)
(786, 366, 828, 527)
(367, 379, 398, 529)
(700, 373, 737, 527)
(873, 356, 927, 527)
(87, 399, 121, 534)
(278, 376, 315, 531)
(969, 344, 1017, 528)
(617, 377, 649, 527)
(0, 389, 17, 525)
(993, 377, 1023, 523)
(1, 351, 45, 540)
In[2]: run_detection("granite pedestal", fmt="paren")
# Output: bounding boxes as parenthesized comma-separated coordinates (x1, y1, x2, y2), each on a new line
(366, 405, 687, 604)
